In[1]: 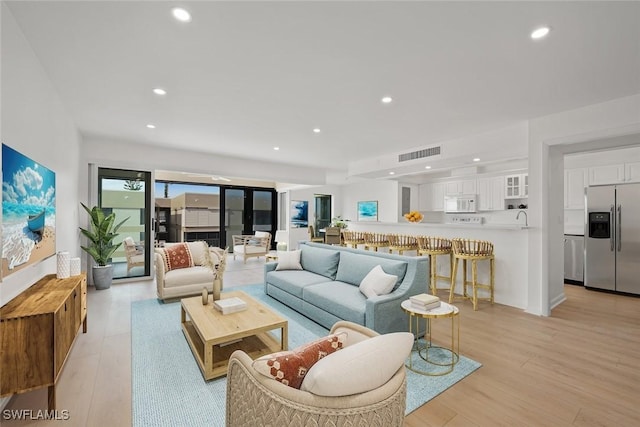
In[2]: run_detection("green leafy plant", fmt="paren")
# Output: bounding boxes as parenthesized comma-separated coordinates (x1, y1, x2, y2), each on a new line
(123, 179, 143, 191)
(330, 216, 350, 229)
(79, 203, 129, 266)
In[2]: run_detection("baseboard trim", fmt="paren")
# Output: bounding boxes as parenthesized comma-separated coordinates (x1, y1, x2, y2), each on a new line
(550, 292, 567, 311)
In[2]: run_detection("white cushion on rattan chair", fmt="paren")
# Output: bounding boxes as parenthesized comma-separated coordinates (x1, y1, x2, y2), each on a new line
(300, 332, 413, 396)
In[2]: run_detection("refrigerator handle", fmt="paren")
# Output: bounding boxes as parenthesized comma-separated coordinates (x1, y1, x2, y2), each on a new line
(617, 205, 622, 252)
(610, 204, 615, 252)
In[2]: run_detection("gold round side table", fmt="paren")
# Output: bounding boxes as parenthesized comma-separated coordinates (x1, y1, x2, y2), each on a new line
(401, 299, 459, 376)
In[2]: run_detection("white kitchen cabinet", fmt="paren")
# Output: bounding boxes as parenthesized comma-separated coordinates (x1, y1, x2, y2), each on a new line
(564, 168, 587, 209)
(505, 174, 528, 199)
(588, 164, 624, 185)
(477, 176, 505, 211)
(418, 184, 430, 211)
(445, 179, 477, 196)
(431, 182, 445, 211)
(624, 162, 640, 183)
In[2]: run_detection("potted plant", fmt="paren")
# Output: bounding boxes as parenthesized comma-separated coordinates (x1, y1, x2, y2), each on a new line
(79, 203, 129, 290)
(330, 216, 350, 229)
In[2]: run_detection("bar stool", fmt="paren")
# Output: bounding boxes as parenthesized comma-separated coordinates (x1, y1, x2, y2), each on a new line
(417, 236, 453, 295)
(363, 232, 389, 252)
(342, 230, 366, 249)
(449, 239, 495, 310)
(387, 234, 418, 255)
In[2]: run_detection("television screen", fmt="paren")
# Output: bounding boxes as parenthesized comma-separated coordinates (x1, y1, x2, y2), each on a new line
(1, 143, 56, 279)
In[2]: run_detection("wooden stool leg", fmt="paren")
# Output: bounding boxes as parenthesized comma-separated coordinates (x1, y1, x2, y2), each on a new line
(462, 259, 468, 298)
(472, 259, 479, 311)
(449, 257, 458, 303)
(430, 254, 437, 294)
(490, 257, 495, 304)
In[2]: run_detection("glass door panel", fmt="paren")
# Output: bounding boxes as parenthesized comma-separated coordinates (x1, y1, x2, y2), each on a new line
(225, 189, 246, 253)
(314, 194, 332, 233)
(98, 168, 151, 279)
(253, 191, 273, 232)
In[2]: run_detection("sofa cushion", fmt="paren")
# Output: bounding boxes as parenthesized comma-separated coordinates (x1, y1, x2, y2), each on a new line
(303, 282, 366, 325)
(266, 270, 329, 298)
(300, 332, 414, 396)
(335, 252, 407, 288)
(252, 333, 346, 389)
(186, 241, 209, 266)
(157, 243, 194, 271)
(300, 245, 340, 280)
(275, 250, 302, 271)
(359, 265, 398, 298)
(234, 244, 267, 255)
(163, 266, 213, 288)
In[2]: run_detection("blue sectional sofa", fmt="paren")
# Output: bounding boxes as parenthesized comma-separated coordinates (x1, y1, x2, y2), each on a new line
(264, 242, 429, 334)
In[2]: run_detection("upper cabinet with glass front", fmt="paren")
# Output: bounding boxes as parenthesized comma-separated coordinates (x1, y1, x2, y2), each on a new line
(505, 174, 528, 199)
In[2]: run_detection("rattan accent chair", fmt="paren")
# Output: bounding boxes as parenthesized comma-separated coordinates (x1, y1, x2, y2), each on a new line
(226, 321, 407, 427)
(363, 232, 390, 252)
(387, 234, 418, 255)
(417, 236, 453, 295)
(449, 238, 495, 310)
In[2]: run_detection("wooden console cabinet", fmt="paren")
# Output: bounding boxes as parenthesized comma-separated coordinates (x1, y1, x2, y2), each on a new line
(0, 273, 87, 410)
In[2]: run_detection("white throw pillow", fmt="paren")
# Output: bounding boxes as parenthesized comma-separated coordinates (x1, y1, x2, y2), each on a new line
(300, 332, 414, 396)
(359, 265, 397, 298)
(275, 250, 303, 271)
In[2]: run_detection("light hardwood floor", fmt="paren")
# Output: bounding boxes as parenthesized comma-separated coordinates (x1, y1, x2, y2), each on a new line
(3, 257, 639, 426)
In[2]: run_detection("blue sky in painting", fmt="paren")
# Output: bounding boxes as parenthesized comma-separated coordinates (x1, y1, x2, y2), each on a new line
(2, 144, 56, 219)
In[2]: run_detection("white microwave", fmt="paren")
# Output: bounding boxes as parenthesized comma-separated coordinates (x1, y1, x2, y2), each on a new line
(444, 195, 477, 213)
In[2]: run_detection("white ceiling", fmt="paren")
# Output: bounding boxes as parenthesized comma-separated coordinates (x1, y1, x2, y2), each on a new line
(6, 1, 640, 179)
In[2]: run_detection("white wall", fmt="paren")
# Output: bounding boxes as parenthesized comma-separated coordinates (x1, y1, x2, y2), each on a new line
(528, 93, 640, 316)
(286, 185, 344, 248)
(342, 180, 399, 223)
(0, 4, 81, 305)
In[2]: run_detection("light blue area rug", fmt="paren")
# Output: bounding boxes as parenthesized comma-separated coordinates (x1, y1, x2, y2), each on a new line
(132, 284, 481, 426)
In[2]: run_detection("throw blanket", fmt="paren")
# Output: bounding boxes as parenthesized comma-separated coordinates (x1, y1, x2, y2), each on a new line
(160, 243, 194, 272)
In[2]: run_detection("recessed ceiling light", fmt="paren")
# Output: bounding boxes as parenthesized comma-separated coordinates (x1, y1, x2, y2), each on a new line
(425, 166, 431, 169)
(473, 158, 480, 162)
(153, 88, 167, 96)
(313, 128, 321, 133)
(531, 27, 550, 40)
(146, 124, 156, 129)
(273, 146, 280, 151)
(381, 96, 393, 104)
(172, 7, 192, 23)
(389, 171, 395, 175)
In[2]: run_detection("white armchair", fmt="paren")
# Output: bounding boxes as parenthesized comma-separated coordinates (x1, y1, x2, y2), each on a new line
(154, 241, 227, 301)
(232, 231, 271, 263)
(226, 321, 408, 427)
(123, 236, 144, 274)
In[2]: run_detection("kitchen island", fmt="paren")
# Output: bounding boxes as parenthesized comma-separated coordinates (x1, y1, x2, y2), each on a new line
(347, 221, 529, 310)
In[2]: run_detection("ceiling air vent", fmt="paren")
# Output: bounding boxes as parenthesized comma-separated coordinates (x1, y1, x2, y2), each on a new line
(398, 146, 441, 162)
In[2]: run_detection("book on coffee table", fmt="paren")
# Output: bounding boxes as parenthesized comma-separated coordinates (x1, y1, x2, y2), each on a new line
(214, 297, 247, 315)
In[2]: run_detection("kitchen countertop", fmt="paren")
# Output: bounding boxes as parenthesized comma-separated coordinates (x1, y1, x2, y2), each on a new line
(349, 221, 528, 230)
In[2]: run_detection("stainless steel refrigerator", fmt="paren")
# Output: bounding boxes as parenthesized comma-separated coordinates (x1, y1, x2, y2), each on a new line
(585, 183, 640, 294)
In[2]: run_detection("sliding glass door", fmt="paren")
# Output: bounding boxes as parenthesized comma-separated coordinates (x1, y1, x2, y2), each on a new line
(98, 167, 152, 279)
(222, 188, 276, 251)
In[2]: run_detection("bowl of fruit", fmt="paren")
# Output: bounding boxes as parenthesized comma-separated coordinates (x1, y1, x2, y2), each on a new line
(403, 211, 424, 223)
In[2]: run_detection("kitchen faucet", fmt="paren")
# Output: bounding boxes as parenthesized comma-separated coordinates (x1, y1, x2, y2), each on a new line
(516, 210, 528, 227)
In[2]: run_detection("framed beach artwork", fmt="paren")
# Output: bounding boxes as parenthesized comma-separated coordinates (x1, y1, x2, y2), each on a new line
(290, 200, 309, 228)
(1, 143, 56, 280)
(357, 201, 378, 222)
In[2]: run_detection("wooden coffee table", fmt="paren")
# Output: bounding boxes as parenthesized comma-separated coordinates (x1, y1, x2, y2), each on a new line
(181, 290, 288, 380)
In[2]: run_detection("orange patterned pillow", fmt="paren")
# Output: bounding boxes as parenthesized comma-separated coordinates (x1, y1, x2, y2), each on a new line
(159, 243, 194, 272)
(252, 333, 347, 389)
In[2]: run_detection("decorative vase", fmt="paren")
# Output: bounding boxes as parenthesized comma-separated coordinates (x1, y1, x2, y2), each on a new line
(92, 265, 113, 290)
(212, 278, 221, 301)
(57, 251, 70, 279)
(70, 257, 81, 276)
(202, 287, 209, 305)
